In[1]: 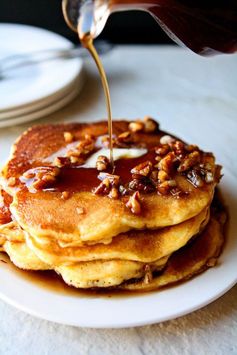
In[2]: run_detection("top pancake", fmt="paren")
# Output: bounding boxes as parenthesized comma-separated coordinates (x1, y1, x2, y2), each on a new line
(1, 120, 218, 244)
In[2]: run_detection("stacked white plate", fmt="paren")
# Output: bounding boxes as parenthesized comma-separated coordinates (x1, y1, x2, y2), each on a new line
(0, 24, 84, 128)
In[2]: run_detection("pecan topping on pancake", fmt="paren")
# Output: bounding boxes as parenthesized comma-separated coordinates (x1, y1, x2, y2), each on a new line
(126, 191, 142, 214)
(22, 166, 60, 191)
(96, 155, 110, 171)
(63, 131, 74, 143)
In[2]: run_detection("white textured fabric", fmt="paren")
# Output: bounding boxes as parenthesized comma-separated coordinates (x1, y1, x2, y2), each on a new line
(0, 286, 236, 355)
(0, 46, 237, 354)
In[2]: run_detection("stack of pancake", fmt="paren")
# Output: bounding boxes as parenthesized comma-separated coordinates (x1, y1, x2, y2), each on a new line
(0, 119, 226, 291)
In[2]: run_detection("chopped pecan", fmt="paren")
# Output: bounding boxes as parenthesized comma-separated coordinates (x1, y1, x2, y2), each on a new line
(93, 179, 110, 195)
(66, 149, 82, 158)
(156, 144, 170, 156)
(108, 187, 119, 199)
(8, 177, 16, 187)
(94, 173, 120, 196)
(101, 135, 115, 148)
(128, 121, 144, 133)
(178, 151, 200, 172)
(96, 155, 109, 171)
(61, 191, 70, 200)
(76, 138, 95, 154)
(186, 169, 204, 188)
(23, 171, 35, 179)
(205, 171, 214, 183)
(70, 156, 80, 164)
(84, 133, 95, 141)
(158, 170, 170, 182)
(171, 140, 185, 156)
(143, 264, 153, 284)
(126, 191, 142, 214)
(76, 207, 85, 215)
(157, 181, 171, 195)
(160, 135, 175, 145)
(116, 131, 133, 147)
(23, 166, 60, 191)
(150, 170, 158, 181)
(158, 152, 176, 174)
(143, 116, 159, 133)
(32, 179, 48, 190)
(185, 144, 199, 152)
(131, 161, 153, 177)
(129, 177, 155, 193)
(119, 185, 129, 196)
(54, 156, 70, 168)
(64, 131, 74, 143)
(98, 172, 120, 186)
(170, 187, 183, 197)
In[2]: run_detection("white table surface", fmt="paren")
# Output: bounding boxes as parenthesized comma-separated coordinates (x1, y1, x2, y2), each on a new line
(0, 45, 236, 354)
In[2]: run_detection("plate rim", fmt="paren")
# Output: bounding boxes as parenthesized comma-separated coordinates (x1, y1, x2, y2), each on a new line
(0, 77, 84, 128)
(0, 23, 83, 112)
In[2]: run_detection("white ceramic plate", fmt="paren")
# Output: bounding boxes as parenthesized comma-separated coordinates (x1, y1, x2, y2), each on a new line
(0, 24, 83, 112)
(0, 169, 236, 328)
(0, 78, 81, 120)
(0, 79, 84, 128)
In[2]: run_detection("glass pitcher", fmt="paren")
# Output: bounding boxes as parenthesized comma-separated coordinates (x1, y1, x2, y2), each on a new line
(62, 0, 237, 55)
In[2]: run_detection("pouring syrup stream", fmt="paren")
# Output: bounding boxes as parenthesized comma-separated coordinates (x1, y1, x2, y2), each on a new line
(79, 31, 114, 170)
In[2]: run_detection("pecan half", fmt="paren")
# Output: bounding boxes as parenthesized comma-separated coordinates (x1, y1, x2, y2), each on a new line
(155, 144, 170, 156)
(129, 177, 155, 193)
(96, 155, 109, 171)
(8, 177, 16, 187)
(178, 151, 200, 172)
(64, 131, 74, 143)
(131, 161, 153, 177)
(143, 116, 159, 133)
(61, 191, 70, 200)
(186, 169, 204, 188)
(143, 264, 153, 284)
(76, 138, 95, 155)
(108, 187, 119, 199)
(126, 191, 142, 214)
(98, 172, 120, 186)
(158, 170, 170, 183)
(23, 166, 60, 191)
(54, 156, 71, 168)
(158, 152, 176, 174)
(116, 131, 134, 147)
(128, 121, 144, 133)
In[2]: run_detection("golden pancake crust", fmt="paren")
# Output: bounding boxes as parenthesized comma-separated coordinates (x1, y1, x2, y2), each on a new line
(25, 208, 209, 265)
(121, 213, 225, 291)
(2, 121, 217, 244)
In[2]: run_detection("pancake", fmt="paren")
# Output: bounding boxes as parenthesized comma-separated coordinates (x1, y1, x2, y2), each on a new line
(0, 189, 226, 290)
(2, 235, 169, 286)
(0, 221, 25, 243)
(25, 208, 209, 266)
(1, 121, 219, 245)
(120, 213, 226, 291)
(0, 119, 225, 292)
(4, 241, 50, 270)
(56, 257, 169, 288)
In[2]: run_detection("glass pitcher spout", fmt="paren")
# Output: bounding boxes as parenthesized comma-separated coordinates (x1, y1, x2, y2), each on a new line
(62, 0, 110, 39)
